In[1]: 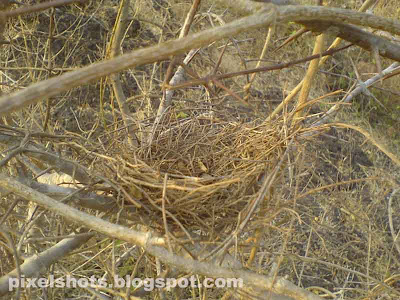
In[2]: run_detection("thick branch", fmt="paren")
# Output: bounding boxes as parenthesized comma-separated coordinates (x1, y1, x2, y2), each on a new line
(275, 5, 400, 35)
(299, 21, 400, 62)
(109, 0, 139, 147)
(1, 5, 400, 116)
(0, 174, 324, 300)
(0, 232, 93, 296)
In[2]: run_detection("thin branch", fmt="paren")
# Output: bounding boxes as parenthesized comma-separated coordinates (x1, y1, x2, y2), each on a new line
(0, 232, 94, 296)
(108, 0, 139, 147)
(299, 21, 400, 62)
(294, 33, 326, 122)
(1, 5, 400, 116)
(0, 174, 324, 300)
(28, 181, 136, 217)
(2, 0, 88, 18)
(0, 226, 21, 298)
(149, 0, 202, 144)
(264, 0, 385, 122)
(311, 62, 400, 126)
(165, 44, 353, 90)
(0, 174, 165, 247)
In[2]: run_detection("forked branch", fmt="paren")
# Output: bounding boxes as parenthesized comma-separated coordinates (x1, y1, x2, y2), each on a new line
(0, 4, 400, 119)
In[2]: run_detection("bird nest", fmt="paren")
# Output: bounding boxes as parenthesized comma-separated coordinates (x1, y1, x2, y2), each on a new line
(90, 112, 294, 235)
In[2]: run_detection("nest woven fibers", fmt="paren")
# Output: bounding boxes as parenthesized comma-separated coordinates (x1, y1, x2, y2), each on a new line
(89, 112, 296, 235)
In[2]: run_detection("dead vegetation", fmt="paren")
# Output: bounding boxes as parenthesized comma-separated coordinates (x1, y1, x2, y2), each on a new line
(0, 0, 400, 299)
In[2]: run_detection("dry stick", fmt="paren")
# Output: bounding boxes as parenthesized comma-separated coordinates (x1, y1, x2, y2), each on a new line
(165, 44, 353, 90)
(146, 241, 324, 300)
(212, 78, 251, 108)
(0, 7, 276, 116)
(265, 0, 380, 122)
(203, 138, 295, 262)
(2, 0, 87, 17)
(0, 133, 120, 199)
(25, 232, 94, 243)
(0, 198, 19, 225)
(85, 287, 115, 300)
(299, 20, 400, 62)
(311, 62, 400, 127)
(43, 8, 55, 132)
(161, 173, 173, 253)
(272, 27, 309, 53)
(0, 131, 30, 168)
(246, 228, 262, 267)
(0, 232, 94, 296)
(293, 90, 343, 115)
(109, 0, 139, 147)
(294, 33, 326, 123)
(148, 49, 198, 147)
(243, 24, 275, 101)
(267, 20, 400, 122)
(1, 5, 400, 116)
(0, 174, 324, 300)
(263, 4, 400, 35)
(22, 147, 125, 212)
(123, 247, 144, 298)
(23, 149, 92, 184)
(0, 226, 21, 298)
(149, 0, 202, 145)
(29, 181, 137, 218)
(0, 174, 165, 246)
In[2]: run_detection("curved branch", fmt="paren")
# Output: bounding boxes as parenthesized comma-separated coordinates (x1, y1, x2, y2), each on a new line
(276, 5, 400, 35)
(0, 232, 93, 296)
(1, 5, 400, 116)
(299, 21, 400, 62)
(0, 174, 324, 300)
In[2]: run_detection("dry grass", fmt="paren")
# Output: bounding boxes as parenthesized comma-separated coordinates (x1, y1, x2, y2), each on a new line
(0, 0, 400, 299)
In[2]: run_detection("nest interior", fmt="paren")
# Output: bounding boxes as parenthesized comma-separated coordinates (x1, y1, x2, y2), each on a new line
(89, 113, 291, 233)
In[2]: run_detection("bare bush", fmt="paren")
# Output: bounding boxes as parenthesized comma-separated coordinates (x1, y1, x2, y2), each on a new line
(1, 0, 400, 299)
